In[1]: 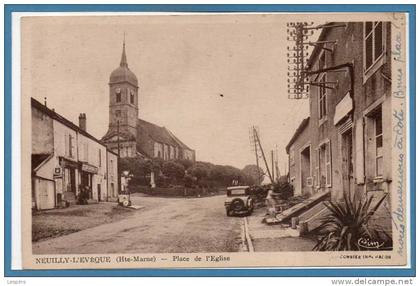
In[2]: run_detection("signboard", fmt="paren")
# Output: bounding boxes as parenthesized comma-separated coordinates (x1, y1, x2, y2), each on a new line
(334, 92, 353, 125)
(53, 167, 62, 178)
(81, 163, 98, 174)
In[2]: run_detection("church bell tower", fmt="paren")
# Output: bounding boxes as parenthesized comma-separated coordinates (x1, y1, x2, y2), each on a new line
(108, 40, 139, 137)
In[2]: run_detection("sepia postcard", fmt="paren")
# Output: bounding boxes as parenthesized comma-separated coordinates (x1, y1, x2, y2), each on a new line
(13, 11, 411, 270)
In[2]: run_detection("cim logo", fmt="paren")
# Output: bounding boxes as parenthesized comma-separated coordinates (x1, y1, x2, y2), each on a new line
(357, 237, 385, 250)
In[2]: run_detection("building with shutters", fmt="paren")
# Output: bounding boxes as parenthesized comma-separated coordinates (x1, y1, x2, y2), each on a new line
(285, 22, 393, 235)
(31, 98, 119, 210)
(101, 41, 195, 162)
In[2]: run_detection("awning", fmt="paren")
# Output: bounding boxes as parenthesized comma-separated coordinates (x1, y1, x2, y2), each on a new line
(334, 92, 353, 125)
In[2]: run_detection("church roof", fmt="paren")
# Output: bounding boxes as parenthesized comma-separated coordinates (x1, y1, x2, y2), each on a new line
(109, 41, 138, 87)
(137, 118, 179, 147)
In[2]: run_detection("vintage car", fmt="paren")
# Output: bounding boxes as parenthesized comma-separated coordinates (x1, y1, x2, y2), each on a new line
(224, 186, 254, 216)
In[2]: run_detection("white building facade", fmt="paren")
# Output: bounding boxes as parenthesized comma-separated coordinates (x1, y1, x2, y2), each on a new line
(31, 98, 119, 210)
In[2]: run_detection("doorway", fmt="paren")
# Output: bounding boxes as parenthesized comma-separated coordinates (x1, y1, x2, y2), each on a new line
(341, 129, 354, 197)
(81, 172, 92, 198)
(300, 145, 311, 195)
(97, 184, 101, 201)
(69, 168, 76, 193)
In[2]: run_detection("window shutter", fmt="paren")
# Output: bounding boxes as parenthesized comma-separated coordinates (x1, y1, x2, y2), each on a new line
(64, 133, 69, 157)
(315, 148, 320, 188)
(355, 118, 365, 184)
(326, 140, 332, 187)
(70, 135, 74, 158)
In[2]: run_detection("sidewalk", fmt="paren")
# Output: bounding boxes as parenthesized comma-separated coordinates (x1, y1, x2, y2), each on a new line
(245, 208, 317, 252)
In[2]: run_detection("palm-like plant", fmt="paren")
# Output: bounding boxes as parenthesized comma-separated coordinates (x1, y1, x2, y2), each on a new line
(313, 192, 390, 251)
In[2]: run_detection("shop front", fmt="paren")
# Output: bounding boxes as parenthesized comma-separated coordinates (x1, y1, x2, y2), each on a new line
(59, 157, 79, 204)
(80, 163, 98, 200)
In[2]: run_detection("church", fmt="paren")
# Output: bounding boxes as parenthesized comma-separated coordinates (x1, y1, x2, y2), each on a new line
(101, 42, 195, 162)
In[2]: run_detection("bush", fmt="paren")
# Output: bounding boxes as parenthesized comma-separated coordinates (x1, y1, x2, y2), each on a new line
(162, 161, 185, 183)
(313, 193, 391, 251)
(122, 158, 260, 190)
(242, 165, 264, 185)
(272, 181, 294, 200)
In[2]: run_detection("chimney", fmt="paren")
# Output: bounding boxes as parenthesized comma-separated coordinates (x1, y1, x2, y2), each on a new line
(79, 113, 86, 131)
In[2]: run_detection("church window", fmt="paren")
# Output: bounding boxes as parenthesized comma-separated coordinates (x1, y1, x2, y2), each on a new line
(116, 88, 121, 102)
(130, 90, 134, 104)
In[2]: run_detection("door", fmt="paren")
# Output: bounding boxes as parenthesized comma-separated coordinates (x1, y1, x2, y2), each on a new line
(341, 130, 354, 198)
(36, 178, 55, 210)
(300, 146, 311, 195)
(97, 184, 101, 201)
(69, 168, 76, 193)
(110, 183, 115, 198)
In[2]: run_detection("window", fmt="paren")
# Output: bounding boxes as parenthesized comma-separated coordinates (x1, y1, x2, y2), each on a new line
(374, 113, 383, 177)
(318, 51, 326, 71)
(83, 142, 89, 162)
(318, 140, 332, 187)
(317, 51, 327, 120)
(366, 107, 383, 180)
(115, 110, 121, 117)
(116, 88, 121, 102)
(364, 22, 385, 72)
(65, 133, 74, 158)
(130, 91, 134, 104)
(98, 149, 102, 167)
(318, 73, 327, 119)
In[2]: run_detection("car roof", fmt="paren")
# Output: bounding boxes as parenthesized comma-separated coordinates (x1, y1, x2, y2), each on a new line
(227, 186, 249, 190)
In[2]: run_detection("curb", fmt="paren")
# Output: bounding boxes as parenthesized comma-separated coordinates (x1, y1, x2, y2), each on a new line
(243, 217, 254, 252)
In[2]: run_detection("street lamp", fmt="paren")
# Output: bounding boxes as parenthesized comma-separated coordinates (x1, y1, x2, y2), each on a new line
(122, 170, 134, 204)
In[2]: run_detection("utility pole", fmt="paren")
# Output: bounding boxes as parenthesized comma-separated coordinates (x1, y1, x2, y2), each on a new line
(253, 128, 261, 185)
(271, 150, 275, 183)
(275, 145, 280, 181)
(117, 120, 121, 194)
(249, 126, 261, 186)
(253, 127, 274, 184)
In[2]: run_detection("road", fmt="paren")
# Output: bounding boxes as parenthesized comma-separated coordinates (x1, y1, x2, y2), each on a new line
(33, 194, 243, 254)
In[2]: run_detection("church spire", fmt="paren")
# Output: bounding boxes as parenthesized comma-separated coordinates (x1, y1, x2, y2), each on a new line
(120, 33, 128, 67)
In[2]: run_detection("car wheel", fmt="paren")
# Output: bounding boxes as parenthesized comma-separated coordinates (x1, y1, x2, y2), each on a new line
(231, 198, 245, 212)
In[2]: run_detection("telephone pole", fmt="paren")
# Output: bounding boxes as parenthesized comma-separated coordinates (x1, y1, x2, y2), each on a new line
(253, 127, 274, 184)
(249, 126, 261, 185)
(271, 150, 275, 183)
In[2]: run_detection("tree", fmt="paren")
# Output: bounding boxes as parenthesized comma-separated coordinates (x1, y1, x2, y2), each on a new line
(175, 159, 194, 170)
(162, 161, 185, 183)
(242, 164, 264, 186)
(119, 157, 149, 186)
(190, 165, 208, 180)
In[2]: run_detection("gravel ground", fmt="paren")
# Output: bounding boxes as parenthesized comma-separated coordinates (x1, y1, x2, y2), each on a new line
(32, 194, 243, 254)
(32, 202, 134, 242)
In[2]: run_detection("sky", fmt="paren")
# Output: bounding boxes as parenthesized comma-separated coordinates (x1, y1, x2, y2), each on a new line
(22, 14, 312, 172)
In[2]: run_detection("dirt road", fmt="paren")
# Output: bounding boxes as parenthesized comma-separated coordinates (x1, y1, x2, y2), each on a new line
(33, 194, 243, 254)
